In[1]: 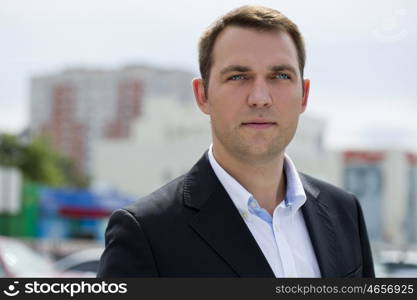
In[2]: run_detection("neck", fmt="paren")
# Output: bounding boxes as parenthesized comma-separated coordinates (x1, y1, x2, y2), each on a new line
(212, 143, 286, 215)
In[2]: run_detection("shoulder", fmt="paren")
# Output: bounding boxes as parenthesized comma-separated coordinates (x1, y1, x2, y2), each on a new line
(112, 151, 214, 225)
(300, 173, 352, 198)
(300, 173, 367, 237)
(123, 174, 187, 220)
(299, 172, 360, 212)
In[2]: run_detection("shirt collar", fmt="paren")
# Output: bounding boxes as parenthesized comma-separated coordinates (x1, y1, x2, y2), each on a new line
(208, 144, 306, 218)
(283, 152, 307, 214)
(208, 145, 252, 217)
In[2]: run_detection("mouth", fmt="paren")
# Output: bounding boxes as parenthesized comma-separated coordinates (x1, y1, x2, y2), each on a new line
(241, 121, 277, 129)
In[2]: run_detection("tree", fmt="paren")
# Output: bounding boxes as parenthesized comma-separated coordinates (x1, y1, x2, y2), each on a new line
(0, 133, 88, 188)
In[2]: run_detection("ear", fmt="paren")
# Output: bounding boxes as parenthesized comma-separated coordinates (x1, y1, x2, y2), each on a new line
(192, 78, 210, 115)
(300, 79, 310, 114)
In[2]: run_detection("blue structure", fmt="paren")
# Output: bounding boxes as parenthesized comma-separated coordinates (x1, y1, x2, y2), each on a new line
(38, 187, 135, 240)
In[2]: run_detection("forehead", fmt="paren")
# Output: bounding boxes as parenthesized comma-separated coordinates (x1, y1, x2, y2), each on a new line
(211, 26, 299, 73)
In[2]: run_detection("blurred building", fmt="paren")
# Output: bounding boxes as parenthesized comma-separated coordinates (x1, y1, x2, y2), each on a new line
(340, 150, 417, 249)
(91, 97, 211, 197)
(0, 166, 22, 215)
(286, 115, 341, 186)
(30, 65, 194, 176)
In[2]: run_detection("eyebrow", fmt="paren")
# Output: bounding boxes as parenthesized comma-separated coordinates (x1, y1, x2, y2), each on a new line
(220, 65, 251, 75)
(219, 64, 298, 76)
(270, 64, 298, 75)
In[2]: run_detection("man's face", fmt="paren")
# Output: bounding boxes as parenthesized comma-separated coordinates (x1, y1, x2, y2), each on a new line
(193, 26, 309, 163)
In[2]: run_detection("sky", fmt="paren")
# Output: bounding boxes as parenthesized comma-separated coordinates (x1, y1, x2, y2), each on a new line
(1, 0, 416, 149)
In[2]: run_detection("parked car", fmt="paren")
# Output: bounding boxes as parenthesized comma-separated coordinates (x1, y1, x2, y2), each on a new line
(378, 249, 417, 278)
(388, 266, 417, 278)
(0, 236, 91, 277)
(54, 248, 103, 276)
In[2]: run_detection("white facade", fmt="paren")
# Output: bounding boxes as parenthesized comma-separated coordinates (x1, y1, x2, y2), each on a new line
(0, 167, 22, 214)
(286, 115, 342, 186)
(92, 97, 211, 197)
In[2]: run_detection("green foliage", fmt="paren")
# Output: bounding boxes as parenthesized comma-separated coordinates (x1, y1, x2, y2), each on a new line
(0, 133, 89, 188)
(0, 134, 23, 166)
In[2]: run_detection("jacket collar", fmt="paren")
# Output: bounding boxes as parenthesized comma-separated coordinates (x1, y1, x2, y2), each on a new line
(300, 173, 339, 278)
(183, 151, 218, 210)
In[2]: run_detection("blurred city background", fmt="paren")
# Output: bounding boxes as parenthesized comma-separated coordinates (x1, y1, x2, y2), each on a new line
(0, 0, 416, 277)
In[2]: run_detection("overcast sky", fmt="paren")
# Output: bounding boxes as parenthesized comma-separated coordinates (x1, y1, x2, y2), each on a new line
(1, 0, 416, 149)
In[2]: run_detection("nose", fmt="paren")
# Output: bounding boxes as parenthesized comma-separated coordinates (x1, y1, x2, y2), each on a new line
(247, 78, 272, 108)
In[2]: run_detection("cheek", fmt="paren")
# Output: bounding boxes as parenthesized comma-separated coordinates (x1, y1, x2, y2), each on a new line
(272, 87, 304, 111)
(271, 83, 301, 97)
(211, 104, 237, 124)
(209, 91, 242, 121)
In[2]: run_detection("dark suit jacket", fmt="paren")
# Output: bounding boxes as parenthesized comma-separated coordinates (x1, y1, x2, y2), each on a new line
(97, 152, 375, 278)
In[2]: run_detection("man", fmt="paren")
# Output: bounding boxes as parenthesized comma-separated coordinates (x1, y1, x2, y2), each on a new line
(97, 5, 374, 278)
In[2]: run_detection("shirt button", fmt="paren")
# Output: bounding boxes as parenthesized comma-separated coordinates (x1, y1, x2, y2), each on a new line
(241, 211, 248, 219)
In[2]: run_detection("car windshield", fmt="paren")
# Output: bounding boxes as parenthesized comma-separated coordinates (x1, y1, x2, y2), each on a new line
(1, 239, 55, 276)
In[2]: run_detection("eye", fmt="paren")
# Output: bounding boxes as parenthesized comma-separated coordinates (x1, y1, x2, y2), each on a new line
(229, 74, 246, 81)
(274, 73, 290, 79)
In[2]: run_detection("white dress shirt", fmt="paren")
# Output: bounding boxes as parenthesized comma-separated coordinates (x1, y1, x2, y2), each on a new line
(208, 145, 321, 277)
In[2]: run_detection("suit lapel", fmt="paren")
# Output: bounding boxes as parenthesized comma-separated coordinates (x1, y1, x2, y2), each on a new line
(300, 174, 339, 277)
(184, 152, 274, 277)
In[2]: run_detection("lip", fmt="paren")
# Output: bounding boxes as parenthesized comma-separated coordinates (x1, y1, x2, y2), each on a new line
(241, 121, 276, 129)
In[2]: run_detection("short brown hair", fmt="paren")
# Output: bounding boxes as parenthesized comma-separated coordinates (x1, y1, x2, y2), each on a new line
(198, 5, 306, 92)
